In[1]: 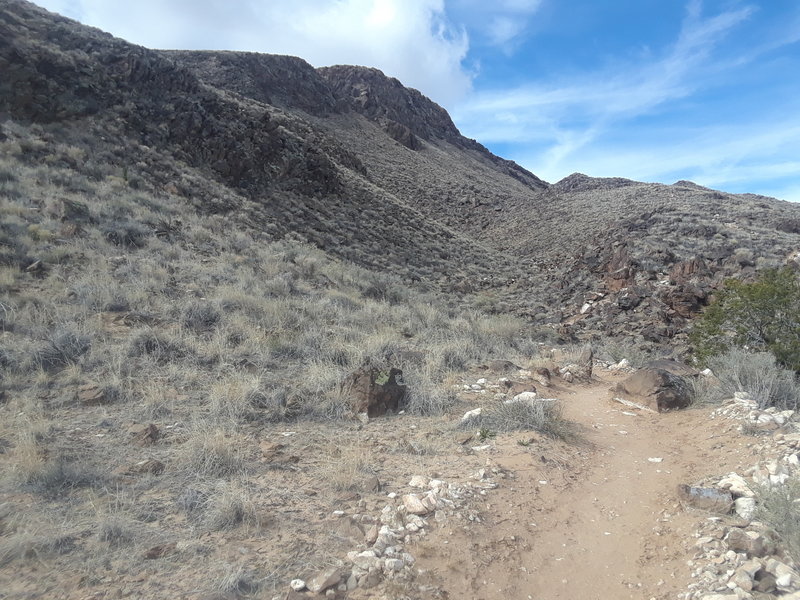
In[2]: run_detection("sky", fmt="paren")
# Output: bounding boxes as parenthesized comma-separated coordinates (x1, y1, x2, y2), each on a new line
(32, 0, 800, 201)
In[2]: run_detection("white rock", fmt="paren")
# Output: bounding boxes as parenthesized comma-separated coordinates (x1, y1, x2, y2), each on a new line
(290, 579, 306, 591)
(701, 368, 714, 377)
(648, 457, 664, 463)
(615, 358, 631, 370)
(461, 408, 482, 422)
(719, 473, 755, 498)
(734, 497, 756, 521)
(408, 475, 428, 489)
(476, 378, 487, 385)
(402, 494, 431, 515)
(470, 384, 482, 390)
(510, 391, 538, 403)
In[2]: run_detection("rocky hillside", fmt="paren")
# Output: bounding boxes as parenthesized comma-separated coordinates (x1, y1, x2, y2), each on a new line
(3, 0, 800, 353)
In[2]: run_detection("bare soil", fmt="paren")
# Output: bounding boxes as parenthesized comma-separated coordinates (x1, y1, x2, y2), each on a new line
(413, 371, 752, 600)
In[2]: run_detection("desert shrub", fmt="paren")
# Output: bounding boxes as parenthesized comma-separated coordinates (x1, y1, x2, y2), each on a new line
(691, 268, 800, 371)
(597, 338, 652, 368)
(216, 565, 260, 595)
(32, 330, 91, 372)
(203, 483, 260, 531)
(694, 348, 800, 409)
(24, 456, 103, 497)
(755, 479, 800, 561)
(102, 218, 150, 249)
(461, 399, 575, 441)
(182, 301, 221, 333)
(403, 373, 458, 416)
(127, 329, 188, 364)
(97, 518, 134, 547)
(182, 427, 245, 478)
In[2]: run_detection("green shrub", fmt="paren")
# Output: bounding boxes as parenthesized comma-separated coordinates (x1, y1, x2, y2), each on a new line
(691, 268, 800, 371)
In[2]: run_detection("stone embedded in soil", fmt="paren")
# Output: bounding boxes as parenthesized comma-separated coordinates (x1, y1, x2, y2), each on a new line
(307, 567, 341, 593)
(129, 423, 159, 446)
(408, 475, 428, 488)
(677, 485, 733, 513)
(143, 542, 177, 559)
(289, 579, 306, 591)
(77, 383, 108, 405)
(460, 407, 482, 422)
(724, 529, 773, 557)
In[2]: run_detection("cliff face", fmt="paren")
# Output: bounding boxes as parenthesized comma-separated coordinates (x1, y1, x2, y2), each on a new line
(3, 0, 800, 353)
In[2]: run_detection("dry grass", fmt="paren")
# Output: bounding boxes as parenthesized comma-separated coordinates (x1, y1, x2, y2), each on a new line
(461, 398, 577, 442)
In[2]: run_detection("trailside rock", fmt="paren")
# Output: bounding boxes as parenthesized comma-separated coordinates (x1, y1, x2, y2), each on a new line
(342, 366, 406, 417)
(677, 485, 733, 513)
(616, 368, 693, 412)
(306, 567, 341, 593)
(644, 359, 699, 378)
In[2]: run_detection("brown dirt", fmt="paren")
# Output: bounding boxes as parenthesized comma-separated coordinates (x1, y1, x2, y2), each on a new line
(413, 370, 754, 600)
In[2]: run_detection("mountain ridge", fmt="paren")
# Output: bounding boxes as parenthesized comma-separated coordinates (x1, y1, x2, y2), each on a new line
(3, 0, 800, 353)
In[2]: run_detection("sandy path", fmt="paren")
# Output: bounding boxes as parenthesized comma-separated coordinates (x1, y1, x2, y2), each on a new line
(414, 371, 750, 600)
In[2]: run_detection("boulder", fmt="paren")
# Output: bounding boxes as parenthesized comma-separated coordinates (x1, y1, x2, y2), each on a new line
(725, 529, 774, 557)
(502, 380, 537, 396)
(615, 368, 693, 412)
(644, 359, 699, 378)
(532, 368, 552, 387)
(307, 567, 341, 594)
(677, 485, 733, 513)
(343, 366, 406, 417)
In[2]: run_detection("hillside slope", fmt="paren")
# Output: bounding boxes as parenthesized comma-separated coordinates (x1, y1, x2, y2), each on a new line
(3, 0, 800, 352)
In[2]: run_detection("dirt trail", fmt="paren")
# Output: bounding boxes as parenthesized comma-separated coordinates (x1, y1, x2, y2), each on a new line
(414, 370, 753, 600)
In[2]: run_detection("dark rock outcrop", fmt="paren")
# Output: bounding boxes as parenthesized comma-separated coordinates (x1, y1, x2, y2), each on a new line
(615, 368, 693, 412)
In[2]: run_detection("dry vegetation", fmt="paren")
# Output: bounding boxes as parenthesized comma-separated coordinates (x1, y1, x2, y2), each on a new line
(0, 120, 564, 598)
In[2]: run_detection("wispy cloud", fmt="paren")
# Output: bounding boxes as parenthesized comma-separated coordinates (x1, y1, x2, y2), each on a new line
(453, 1, 765, 180)
(450, 0, 542, 51)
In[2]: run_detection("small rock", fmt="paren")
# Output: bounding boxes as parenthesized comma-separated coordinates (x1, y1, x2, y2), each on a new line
(734, 497, 756, 521)
(129, 423, 159, 446)
(143, 542, 177, 559)
(678, 485, 733, 513)
(402, 494, 429, 515)
(724, 529, 772, 557)
(408, 475, 428, 488)
(384, 558, 404, 572)
(718, 473, 755, 498)
(77, 383, 108, 406)
(461, 408, 482, 422)
(307, 568, 341, 594)
(289, 579, 306, 591)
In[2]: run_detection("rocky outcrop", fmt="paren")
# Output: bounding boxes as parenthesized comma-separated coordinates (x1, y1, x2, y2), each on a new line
(343, 366, 407, 418)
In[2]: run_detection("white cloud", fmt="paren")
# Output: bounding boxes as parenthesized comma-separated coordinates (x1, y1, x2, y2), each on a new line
(33, 0, 472, 107)
(453, 1, 761, 181)
(449, 0, 542, 50)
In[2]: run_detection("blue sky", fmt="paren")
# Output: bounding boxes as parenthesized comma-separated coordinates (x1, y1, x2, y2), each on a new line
(33, 0, 800, 201)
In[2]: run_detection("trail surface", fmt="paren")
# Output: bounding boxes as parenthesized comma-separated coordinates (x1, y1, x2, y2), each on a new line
(415, 371, 752, 600)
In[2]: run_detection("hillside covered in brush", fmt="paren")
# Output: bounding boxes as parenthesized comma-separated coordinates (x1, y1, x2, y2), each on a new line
(3, 0, 800, 351)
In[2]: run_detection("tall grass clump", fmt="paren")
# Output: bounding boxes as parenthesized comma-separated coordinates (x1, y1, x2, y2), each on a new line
(694, 348, 800, 410)
(461, 398, 576, 442)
